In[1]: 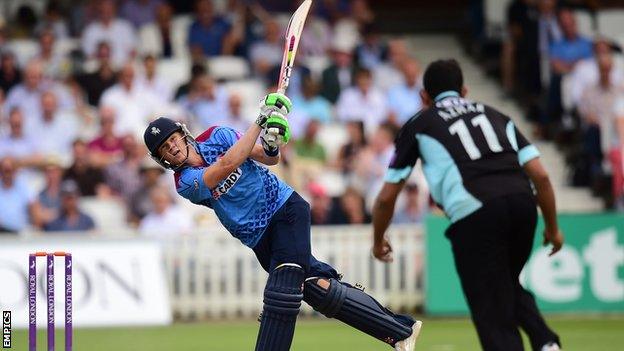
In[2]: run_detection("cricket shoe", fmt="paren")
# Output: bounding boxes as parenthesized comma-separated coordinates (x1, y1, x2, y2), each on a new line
(394, 320, 422, 351)
(541, 342, 561, 351)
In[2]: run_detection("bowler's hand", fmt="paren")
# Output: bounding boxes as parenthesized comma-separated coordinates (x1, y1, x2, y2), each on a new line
(372, 237, 393, 263)
(543, 227, 564, 256)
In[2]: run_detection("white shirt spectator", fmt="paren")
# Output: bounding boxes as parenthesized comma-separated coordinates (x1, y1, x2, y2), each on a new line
(0, 134, 40, 160)
(569, 55, 624, 107)
(139, 205, 193, 237)
(33, 110, 81, 163)
(336, 86, 388, 135)
(3, 83, 74, 131)
(374, 64, 405, 92)
(136, 74, 173, 102)
(82, 19, 137, 67)
(100, 84, 161, 137)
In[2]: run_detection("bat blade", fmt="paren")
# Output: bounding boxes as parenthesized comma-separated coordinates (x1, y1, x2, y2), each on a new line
(276, 0, 312, 95)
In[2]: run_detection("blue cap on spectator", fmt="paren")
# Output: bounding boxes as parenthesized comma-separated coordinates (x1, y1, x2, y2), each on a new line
(143, 117, 183, 156)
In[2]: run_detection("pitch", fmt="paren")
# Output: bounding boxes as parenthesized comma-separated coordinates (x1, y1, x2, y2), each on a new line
(13, 316, 623, 350)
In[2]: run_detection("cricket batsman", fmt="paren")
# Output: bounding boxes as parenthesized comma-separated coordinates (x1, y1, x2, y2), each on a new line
(143, 92, 422, 351)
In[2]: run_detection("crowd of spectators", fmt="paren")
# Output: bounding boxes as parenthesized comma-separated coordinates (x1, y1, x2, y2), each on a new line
(0, 0, 429, 235)
(500, 0, 624, 210)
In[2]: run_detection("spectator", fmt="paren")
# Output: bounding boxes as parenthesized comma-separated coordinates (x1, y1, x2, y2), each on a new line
(88, 106, 124, 167)
(38, 159, 64, 226)
(129, 158, 167, 225)
(188, 0, 236, 60)
(175, 63, 207, 99)
(10, 5, 38, 39)
(569, 38, 624, 109)
(392, 183, 424, 224)
(350, 0, 375, 29)
(373, 39, 410, 91)
(387, 58, 423, 125)
(546, 8, 593, 130)
(294, 119, 327, 163)
(35, 28, 71, 79)
(35, 0, 69, 39)
(44, 180, 95, 232)
(105, 135, 143, 201)
(100, 62, 161, 137)
(121, 0, 163, 29)
(300, 14, 332, 57)
(33, 91, 80, 163)
(309, 182, 333, 225)
(139, 187, 193, 237)
(180, 75, 229, 132)
(74, 41, 117, 106)
(354, 23, 387, 70)
(81, 0, 137, 67)
(137, 54, 173, 102)
(4, 60, 74, 131)
(321, 42, 355, 103)
(138, 3, 181, 58)
(335, 120, 367, 175)
(0, 157, 40, 233)
(291, 76, 333, 125)
(0, 52, 22, 94)
(0, 108, 42, 167)
(328, 186, 371, 224)
(63, 139, 109, 197)
(217, 93, 250, 132)
(336, 67, 388, 135)
(250, 20, 283, 77)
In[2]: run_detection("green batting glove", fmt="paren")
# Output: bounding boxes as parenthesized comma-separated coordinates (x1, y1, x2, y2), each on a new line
(263, 111, 291, 147)
(256, 93, 292, 127)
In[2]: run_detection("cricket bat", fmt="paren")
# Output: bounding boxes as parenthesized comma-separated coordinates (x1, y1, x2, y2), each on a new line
(276, 0, 313, 95)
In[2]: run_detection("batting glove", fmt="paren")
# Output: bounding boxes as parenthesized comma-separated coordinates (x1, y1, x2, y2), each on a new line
(255, 93, 292, 128)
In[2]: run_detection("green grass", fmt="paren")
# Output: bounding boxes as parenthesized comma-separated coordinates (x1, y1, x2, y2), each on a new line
(11, 316, 624, 350)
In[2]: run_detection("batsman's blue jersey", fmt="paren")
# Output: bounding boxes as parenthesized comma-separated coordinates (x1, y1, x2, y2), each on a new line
(174, 126, 293, 247)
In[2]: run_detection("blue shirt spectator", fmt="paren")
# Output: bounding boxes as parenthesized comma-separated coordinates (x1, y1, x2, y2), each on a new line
(0, 157, 36, 233)
(188, 0, 232, 58)
(550, 37, 593, 64)
(387, 59, 423, 124)
(44, 180, 95, 232)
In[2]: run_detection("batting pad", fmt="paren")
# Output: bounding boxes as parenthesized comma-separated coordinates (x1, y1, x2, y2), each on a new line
(255, 263, 305, 351)
(304, 277, 414, 346)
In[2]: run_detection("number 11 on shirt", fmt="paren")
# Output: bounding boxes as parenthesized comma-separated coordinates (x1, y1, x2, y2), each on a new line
(449, 114, 504, 160)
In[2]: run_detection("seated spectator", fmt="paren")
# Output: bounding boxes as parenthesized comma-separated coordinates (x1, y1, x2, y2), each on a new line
(335, 120, 367, 175)
(121, 0, 163, 29)
(129, 158, 167, 225)
(174, 63, 207, 99)
(44, 180, 95, 232)
(0, 52, 21, 94)
(138, 3, 181, 58)
(180, 75, 229, 132)
(387, 58, 423, 125)
(10, 5, 38, 39)
(546, 8, 593, 130)
(373, 39, 410, 92)
(81, 0, 137, 67)
(35, 28, 71, 79)
(350, 0, 375, 29)
(137, 54, 173, 102)
(74, 41, 117, 106)
(0, 156, 40, 233)
(336, 67, 388, 135)
(216, 93, 249, 132)
(105, 135, 143, 201)
(392, 183, 424, 224)
(328, 186, 371, 225)
(291, 76, 333, 125)
(3, 60, 74, 131)
(63, 139, 109, 197)
(577, 53, 622, 186)
(100, 62, 161, 137)
(188, 0, 236, 60)
(0, 108, 42, 167)
(38, 159, 64, 226)
(354, 23, 387, 70)
(321, 42, 355, 103)
(294, 119, 326, 163)
(309, 182, 333, 225)
(569, 38, 624, 109)
(139, 187, 193, 237)
(34, 91, 80, 163)
(35, 0, 69, 39)
(250, 19, 283, 77)
(87, 106, 124, 167)
(300, 14, 332, 57)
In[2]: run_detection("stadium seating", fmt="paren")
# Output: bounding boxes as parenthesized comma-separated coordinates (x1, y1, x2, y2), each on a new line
(597, 9, 624, 42)
(207, 56, 251, 81)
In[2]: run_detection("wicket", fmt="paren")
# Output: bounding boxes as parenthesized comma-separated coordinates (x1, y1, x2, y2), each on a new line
(28, 252, 72, 351)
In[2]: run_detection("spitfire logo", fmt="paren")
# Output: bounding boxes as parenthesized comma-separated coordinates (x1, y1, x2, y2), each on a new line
(151, 127, 161, 135)
(212, 168, 243, 199)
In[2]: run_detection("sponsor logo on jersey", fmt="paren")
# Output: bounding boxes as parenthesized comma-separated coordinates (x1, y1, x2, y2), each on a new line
(212, 168, 243, 199)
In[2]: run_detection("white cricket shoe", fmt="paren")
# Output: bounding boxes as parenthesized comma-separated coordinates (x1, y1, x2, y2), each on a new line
(394, 320, 423, 351)
(541, 342, 561, 351)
